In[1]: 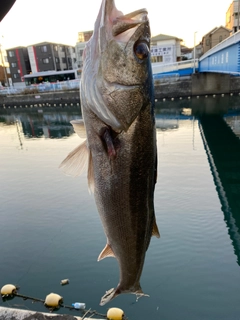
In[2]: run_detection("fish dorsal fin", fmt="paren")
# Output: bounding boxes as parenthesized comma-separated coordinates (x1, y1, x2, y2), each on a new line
(152, 218, 160, 238)
(87, 150, 95, 194)
(70, 119, 87, 139)
(59, 140, 89, 177)
(98, 243, 115, 261)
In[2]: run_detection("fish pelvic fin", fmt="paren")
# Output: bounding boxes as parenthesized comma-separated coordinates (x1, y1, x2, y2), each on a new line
(152, 217, 160, 238)
(99, 288, 119, 306)
(97, 243, 115, 261)
(59, 140, 89, 177)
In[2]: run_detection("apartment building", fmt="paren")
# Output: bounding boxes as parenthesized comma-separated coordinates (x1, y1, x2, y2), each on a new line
(27, 42, 76, 73)
(226, 0, 240, 33)
(7, 42, 76, 86)
(202, 26, 231, 54)
(6, 47, 31, 85)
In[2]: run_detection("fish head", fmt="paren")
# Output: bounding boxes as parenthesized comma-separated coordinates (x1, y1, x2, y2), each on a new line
(81, 0, 153, 132)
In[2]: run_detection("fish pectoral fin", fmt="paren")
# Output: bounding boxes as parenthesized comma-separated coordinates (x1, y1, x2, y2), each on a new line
(152, 218, 160, 238)
(97, 244, 115, 261)
(70, 119, 87, 139)
(59, 140, 89, 177)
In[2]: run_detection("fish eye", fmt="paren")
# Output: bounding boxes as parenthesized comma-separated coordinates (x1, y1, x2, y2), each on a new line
(134, 42, 149, 61)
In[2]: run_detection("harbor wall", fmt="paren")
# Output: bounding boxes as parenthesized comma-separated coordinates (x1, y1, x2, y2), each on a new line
(1, 74, 240, 107)
(0, 306, 97, 320)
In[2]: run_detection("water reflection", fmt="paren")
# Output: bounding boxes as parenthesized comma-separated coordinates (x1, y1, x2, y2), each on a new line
(0, 108, 81, 139)
(199, 113, 240, 265)
(1, 97, 240, 318)
(157, 95, 240, 265)
(1, 98, 240, 267)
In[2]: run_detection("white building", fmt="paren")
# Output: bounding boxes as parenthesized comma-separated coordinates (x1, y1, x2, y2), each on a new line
(151, 34, 183, 64)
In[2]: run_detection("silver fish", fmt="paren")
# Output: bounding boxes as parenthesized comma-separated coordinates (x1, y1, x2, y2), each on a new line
(60, 0, 160, 306)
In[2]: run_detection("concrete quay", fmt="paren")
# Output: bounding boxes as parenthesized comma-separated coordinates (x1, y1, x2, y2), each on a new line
(1, 73, 240, 108)
(0, 306, 101, 320)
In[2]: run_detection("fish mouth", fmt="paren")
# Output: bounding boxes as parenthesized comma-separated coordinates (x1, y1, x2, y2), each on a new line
(112, 8, 148, 37)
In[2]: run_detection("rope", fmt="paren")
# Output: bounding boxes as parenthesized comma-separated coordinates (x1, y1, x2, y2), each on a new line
(9, 293, 108, 319)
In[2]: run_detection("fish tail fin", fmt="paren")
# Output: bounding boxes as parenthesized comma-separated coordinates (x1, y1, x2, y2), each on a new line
(134, 284, 150, 301)
(99, 287, 120, 306)
(100, 284, 149, 306)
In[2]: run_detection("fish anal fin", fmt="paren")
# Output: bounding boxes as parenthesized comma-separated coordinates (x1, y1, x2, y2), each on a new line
(152, 218, 160, 238)
(59, 140, 89, 177)
(98, 244, 115, 261)
(100, 288, 119, 306)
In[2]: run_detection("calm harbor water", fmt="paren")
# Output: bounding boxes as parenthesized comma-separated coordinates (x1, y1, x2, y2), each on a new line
(1, 96, 240, 320)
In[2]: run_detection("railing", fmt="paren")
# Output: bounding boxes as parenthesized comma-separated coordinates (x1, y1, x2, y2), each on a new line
(152, 59, 199, 74)
(0, 79, 80, 95)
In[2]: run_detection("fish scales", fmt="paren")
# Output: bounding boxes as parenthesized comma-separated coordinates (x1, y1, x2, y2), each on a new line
(60, 0, 160, 306)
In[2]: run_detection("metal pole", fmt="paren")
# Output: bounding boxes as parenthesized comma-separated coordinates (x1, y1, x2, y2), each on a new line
(0, 43, 8, 87)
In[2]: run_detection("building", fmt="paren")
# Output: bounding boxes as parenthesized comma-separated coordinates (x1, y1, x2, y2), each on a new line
(75, 30, 93, 68)
(202, 26, 231, 54)
(77, 30, 93, 43)
(226, 0, 240, 33)
(6, 46, 31, 86)
(150, 34, 183, 63)
(6, 42, 77, 87)
(27, 42, 76, 73)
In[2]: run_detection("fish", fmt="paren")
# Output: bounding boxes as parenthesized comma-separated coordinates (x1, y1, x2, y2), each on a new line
(59, 0, 160, 306)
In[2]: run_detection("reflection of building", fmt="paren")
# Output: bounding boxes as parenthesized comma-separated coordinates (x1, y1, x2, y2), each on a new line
(226, 0, 240, 33)
(225, 115, 240, 137)
(151, 34, 183, 63)
(201, 26, 231, 54)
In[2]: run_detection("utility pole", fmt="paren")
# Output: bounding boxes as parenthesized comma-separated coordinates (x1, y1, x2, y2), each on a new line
(193, 31, 197, 74)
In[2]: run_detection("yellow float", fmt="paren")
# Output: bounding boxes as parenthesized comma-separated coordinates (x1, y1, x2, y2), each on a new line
(107, 307, 124, 320)
(44, 293, 63, 308)
(1, 284, 17, 296)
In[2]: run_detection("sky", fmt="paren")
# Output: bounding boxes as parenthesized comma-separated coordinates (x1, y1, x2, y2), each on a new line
(0, 0, 233, 50)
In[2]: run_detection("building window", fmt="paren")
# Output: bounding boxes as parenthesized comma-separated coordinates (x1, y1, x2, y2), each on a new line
(42, 58, 49, 64)
(9, 51, 15, 57)
(55, 57, 59, 63)
(62, 57, 66, 63)
(11, 62, 17, 67)
(41, 45, 47, 52)
(219, 35, 222, 42)
(206, 39, 210, 46)
(54, 45, 58, 51)
(13, 73, 20, 79)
